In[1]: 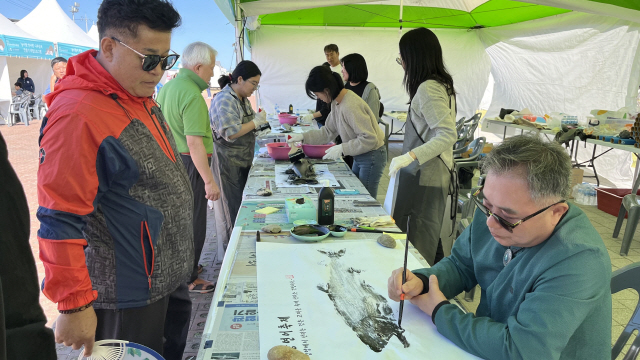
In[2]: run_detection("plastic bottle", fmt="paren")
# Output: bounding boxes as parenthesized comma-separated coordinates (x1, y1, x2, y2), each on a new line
(317, 187, 335, 225)
(275, 103, 279, 115)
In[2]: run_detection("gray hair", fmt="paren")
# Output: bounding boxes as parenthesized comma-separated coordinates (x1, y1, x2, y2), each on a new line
(181, 42, 217, 68)
(482, 135, 572, 202)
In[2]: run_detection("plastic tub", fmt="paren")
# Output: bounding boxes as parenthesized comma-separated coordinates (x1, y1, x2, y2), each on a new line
(279, 116, 298, 126)
(302, 143, 334, 158)
(278, 112, 296, 119)
(596, 188, 639, 218)
(266, 143, 292, 160)
(602, 119, 633, 132)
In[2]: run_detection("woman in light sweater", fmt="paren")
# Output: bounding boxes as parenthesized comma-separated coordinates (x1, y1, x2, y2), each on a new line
(288, 66, 386, 196)
(387, 27, 457, 265)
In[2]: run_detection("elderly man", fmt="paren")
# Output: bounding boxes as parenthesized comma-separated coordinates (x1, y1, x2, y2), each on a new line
(44, 57, 67, 95)
(157, 42, 220, 294)
(388, 135, 611, 360)
(37, 0, 192, 358)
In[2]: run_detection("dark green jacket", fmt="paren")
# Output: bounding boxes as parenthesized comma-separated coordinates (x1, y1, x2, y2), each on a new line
(415, 204, 611, 360)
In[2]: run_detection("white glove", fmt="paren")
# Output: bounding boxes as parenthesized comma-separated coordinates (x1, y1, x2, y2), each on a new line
(388, 152, 415, 177)
(286, 133, 304, 145)
(302, 113, 314, 122)
(256, 128, 271, 137)
(253, 110, 268, 129)
(323, 144, 343, 160)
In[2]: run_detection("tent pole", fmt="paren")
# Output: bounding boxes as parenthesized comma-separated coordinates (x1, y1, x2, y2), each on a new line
(398, 0, 404, 37)
(234, 0, 244, 64)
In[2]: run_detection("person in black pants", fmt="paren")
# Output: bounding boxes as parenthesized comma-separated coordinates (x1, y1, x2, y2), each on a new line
(0, 132, 56, 360)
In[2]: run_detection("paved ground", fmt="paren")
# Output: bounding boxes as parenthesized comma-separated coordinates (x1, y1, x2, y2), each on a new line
(2, 122, 221, 360)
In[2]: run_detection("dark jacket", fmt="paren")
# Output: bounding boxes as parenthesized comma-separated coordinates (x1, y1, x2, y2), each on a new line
(17, 71, 35, 93)
(0, 132, 56, 360)
(37, 50, 194, 311)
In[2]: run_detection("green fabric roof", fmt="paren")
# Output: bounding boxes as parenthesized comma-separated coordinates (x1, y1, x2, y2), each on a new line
(256, 1, 571, 28)
(591, 0, 640, 11)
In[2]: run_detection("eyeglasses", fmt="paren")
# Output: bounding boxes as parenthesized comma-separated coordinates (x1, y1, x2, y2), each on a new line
(111, 37, 180, 71)
(396, 57, 402, 66)
(472, 186, 566, 233)
(248, 80, 260, 90)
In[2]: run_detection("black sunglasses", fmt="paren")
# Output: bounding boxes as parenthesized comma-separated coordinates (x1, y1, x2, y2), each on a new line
(111, 37, 180, 71)
(472, 186, 566, 233)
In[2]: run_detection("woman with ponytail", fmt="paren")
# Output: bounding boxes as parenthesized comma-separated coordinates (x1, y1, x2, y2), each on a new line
(287, 66, 386, 197)
(209, 60, 267, 247)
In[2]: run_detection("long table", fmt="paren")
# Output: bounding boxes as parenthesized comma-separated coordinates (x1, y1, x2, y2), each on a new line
(483, 119, 639, 187)
(584, 138, 640, 187)
(382, 111, 408, 138)
(483, 119, 557, 138)
(195, 116, 476, 359)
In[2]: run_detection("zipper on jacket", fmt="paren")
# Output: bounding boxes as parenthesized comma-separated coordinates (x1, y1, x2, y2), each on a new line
(143, 100, 176, 162)
(140, 221, 155, 290)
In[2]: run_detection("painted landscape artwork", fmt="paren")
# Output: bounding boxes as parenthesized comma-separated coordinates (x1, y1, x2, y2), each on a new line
(256, 240, 479, 359)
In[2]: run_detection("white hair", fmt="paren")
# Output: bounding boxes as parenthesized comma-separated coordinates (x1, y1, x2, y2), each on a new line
(181, 42, 217, 68)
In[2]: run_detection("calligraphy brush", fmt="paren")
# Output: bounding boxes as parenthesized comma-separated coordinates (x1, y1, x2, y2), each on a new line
(398, 216, 410, 328)
(349, 226, 404, 234)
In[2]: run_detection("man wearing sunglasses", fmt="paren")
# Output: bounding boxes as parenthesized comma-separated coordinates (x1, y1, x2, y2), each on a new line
(37, 0, 192, 359)
(388, 135, 611, 359)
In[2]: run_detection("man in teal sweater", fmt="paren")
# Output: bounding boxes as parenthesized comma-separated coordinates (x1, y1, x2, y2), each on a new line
(388, 135, 611, 359)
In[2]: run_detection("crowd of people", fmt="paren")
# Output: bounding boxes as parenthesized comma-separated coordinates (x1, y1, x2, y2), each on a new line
(0, 0, 613, 359)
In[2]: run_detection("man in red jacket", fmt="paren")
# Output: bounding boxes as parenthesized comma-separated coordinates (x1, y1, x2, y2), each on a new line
(37, 1, 192, 358)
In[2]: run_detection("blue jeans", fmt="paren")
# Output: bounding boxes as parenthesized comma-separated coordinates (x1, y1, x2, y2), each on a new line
(352, 145, 387, 197)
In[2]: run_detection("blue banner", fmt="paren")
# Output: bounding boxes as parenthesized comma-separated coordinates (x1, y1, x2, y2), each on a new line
(57, 43, 95, 59)
(0, 35, 55, 59)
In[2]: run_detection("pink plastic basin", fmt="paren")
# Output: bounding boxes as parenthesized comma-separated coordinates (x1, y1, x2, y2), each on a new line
(279, 116, 298, 125)
(278, 112, 296, 119)
(266, 143, 292, 160)
(302, 143, 335, 158)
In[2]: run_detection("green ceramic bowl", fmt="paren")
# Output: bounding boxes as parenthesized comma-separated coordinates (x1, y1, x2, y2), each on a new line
(290, 224, 330, 242)
(328, 225, 348, 237)
(293, 219, 318, 226)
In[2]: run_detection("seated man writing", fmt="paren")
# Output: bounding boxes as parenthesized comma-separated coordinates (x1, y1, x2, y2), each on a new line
(388, 135, 611, 360)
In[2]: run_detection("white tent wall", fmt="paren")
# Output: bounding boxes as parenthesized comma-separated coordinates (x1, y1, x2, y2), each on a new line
(475, 12, 640, 188)
(250, 25, 490, 119)
(5, 57, 51, 95)
(479, 12, 640, 118)
(0, 57, 10, 120)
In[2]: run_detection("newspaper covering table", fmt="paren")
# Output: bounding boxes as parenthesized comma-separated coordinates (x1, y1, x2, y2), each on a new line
(196, 117, 457, 360)
(197, 231, 434, 360)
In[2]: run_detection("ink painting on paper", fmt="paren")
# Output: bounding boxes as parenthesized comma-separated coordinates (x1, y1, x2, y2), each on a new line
(256, 240, 480, 360)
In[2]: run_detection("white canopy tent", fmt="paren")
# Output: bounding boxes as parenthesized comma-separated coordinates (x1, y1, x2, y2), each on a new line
(216, 0, 640, 187)
(87, 24, 99, 45)
(250, 25, 491, 119)
(17, 0, 98, 49)
(0, 12, 52, 121)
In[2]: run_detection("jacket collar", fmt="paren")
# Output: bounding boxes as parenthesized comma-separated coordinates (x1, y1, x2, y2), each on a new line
(177, 68, 208, 92)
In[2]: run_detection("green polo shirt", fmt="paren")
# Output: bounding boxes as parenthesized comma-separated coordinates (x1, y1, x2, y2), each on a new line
(157, 68, 212, 154)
